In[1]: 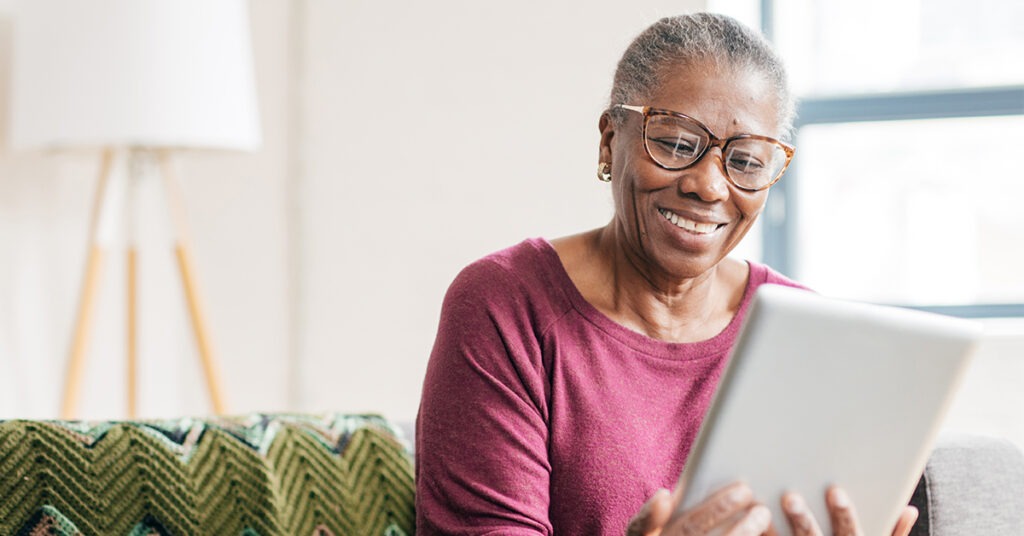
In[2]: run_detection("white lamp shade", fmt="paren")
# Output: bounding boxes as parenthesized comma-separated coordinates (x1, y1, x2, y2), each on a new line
(9, 0, 262, 151)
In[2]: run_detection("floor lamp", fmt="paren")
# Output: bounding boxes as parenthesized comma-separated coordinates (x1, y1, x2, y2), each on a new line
(8, 0, 262, 419)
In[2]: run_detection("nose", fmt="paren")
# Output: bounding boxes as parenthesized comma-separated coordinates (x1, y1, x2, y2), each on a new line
(676, 148, 731, 202)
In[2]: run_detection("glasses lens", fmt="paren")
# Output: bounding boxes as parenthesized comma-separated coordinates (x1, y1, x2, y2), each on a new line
(644, 114, 708, 169)
(723, 139, 790, 190)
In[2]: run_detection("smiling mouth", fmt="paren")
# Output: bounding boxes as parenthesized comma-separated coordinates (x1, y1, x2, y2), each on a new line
(658, 208, 726, 235)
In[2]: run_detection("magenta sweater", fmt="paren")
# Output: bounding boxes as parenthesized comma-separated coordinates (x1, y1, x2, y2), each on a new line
(416, 238, 804, 535)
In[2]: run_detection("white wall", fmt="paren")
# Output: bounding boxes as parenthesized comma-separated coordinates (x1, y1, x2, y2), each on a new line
(294, 0, 707, 421)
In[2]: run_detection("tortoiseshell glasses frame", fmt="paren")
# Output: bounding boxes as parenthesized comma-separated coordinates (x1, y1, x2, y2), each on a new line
(613, 104, 795, 192)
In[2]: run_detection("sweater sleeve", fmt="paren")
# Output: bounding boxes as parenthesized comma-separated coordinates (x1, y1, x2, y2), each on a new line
(416, 259, 554, 535)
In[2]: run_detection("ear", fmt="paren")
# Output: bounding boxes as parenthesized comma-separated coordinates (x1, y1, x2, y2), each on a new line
(598, 111, 615, 165)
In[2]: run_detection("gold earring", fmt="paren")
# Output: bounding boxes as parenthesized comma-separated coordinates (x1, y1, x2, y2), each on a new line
(597, 162, 612, 182)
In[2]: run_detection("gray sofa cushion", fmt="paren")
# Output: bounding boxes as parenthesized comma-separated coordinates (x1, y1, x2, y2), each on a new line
(910, 434, 1024, 535)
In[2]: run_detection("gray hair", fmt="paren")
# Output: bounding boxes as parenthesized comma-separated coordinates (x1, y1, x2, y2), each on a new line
(609, 13, 795, 139)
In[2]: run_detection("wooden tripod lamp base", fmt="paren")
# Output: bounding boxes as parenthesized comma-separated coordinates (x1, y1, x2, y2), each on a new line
(60, 148, 228, 419)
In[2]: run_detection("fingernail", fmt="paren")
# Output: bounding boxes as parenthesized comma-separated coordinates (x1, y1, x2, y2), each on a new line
(831, 488, 850, 508)
(749, 505, 771, 526)
(784, 494, 805, 515)
(728, 485, 751, 504)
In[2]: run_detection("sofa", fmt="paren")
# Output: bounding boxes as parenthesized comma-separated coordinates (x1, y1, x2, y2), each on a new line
(908, 434, 1024, 535)
(0, 414, 1021, 535)
(0, 414, 415, 535)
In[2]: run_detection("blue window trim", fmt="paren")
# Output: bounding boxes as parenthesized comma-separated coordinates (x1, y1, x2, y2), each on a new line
(759, 0, 1024, 319)
(797, 86, 1024, 125)
(903, 304, 1024, 319)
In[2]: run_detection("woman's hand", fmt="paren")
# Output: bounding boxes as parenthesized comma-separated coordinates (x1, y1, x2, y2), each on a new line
(626, 482, 772, 536)
(779, 486, 919, 536)
(628, 483, 919, 536)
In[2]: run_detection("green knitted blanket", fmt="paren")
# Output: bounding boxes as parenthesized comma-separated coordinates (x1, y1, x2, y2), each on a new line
(0, 413, 415, 535)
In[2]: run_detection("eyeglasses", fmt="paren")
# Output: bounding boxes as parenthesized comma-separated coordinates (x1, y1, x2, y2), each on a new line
(613, 104, 795, 192)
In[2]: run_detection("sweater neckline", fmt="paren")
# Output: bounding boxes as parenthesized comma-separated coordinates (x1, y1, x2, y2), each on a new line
(528, 237, 763, 360)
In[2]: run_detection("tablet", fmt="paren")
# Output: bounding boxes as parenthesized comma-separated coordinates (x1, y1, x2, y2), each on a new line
(674, 284, 982, 536)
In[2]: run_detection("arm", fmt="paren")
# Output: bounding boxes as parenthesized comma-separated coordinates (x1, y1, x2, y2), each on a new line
(416, 260, 553, 535)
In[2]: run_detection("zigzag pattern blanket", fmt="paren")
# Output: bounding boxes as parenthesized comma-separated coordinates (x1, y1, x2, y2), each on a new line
(0, 413, 415, 535)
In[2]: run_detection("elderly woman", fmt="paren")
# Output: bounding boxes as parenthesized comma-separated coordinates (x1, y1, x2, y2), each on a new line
(416, 13, 918, 536)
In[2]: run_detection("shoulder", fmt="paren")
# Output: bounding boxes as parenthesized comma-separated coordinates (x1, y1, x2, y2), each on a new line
(746, 260, 811, 291)
(442, 238, 574, 328)
(727, 260, 812, 332)
(450, 238, 547, 289)
(446, 238, 552, 301)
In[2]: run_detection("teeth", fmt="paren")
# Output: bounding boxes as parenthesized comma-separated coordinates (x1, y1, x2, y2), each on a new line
(659, 209, 720, 235)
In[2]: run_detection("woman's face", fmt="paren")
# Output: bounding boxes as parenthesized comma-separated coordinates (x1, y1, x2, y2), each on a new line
(600, 61, 782, 282)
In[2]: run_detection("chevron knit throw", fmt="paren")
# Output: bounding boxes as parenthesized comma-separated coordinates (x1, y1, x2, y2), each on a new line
(0, 413, 415, 536)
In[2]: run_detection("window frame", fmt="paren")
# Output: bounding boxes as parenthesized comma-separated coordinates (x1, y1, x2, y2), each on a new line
(758, 0, 1024, 317)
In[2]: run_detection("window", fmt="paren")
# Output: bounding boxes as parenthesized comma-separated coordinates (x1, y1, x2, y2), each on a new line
(713, 0, 1024, 316)
(795, 115, 1024, 307)
(773, 0, 1024, 95)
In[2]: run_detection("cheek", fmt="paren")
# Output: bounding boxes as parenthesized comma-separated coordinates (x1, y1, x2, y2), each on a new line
(612, 176, 642, 230)
(610, 171, 656, 245)
(610, 156, 646, 214)
(736, 191, 769, 220)
(618, 162, 662, 194)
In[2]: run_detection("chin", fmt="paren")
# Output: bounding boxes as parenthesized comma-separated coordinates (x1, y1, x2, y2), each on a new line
(653, 252, 724, 281)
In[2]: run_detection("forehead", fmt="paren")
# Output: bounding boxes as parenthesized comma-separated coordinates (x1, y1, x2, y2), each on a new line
(645, 61, 781, 138)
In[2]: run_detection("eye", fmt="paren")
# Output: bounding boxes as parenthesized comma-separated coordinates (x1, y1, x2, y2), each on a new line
(651, 133, 703, 159)
(653, 138, 695, 157)
(726, 148, 766, 174)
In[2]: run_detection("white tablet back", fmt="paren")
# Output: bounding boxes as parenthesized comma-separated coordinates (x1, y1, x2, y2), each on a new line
(676, 284, 981, 536)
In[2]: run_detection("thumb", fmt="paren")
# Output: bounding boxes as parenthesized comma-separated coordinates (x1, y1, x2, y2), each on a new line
(626, 488, 673, 536)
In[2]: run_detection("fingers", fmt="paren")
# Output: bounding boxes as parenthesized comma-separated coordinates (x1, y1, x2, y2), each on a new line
(891, 506, 919, 536)
(783, 488, 914, 536)
(826, 487, 863, 536)
(723, 504, 772, 536)
(626, 488, 673, 536)
(630, 485, 910, 536)
(646, 489, 674, 535)
(781, 492, 823, 536)
(669, 482, 758, 535)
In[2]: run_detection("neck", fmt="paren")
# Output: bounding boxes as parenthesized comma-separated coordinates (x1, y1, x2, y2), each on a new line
(589, 224, 729, 343)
